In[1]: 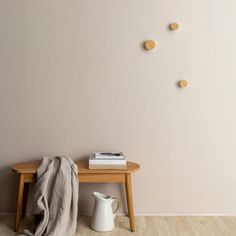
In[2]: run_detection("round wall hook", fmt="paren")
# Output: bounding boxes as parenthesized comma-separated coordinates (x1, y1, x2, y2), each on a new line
(178, 80, 188, 88)
(169, 22, 179, 31)
(144, 40, 156, 50)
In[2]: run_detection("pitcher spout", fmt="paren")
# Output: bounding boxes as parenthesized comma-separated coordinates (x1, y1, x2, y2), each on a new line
(92, 192, 111, 201)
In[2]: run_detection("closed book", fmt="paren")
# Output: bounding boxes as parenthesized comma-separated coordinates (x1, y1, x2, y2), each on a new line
(95, 152, 124, 159)
(89, 158, 127, 165)
(89, 164, 127, 170)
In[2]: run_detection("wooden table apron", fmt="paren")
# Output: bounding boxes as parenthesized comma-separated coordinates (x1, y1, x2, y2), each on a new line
(12, 160, 140, 233)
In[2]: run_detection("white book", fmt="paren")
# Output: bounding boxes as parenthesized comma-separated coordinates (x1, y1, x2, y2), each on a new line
(89, 164, 126, 170)
(89, 158, 127, 165)
(95, 152, 124, 159)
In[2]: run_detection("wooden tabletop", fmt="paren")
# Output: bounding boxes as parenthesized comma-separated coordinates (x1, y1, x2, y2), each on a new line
(11, 160, 140, 174)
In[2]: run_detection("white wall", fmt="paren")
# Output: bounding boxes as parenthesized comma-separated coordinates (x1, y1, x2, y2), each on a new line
(1, 0, 236, 215)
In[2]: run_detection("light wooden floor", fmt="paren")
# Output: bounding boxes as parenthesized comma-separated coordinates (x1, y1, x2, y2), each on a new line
(1, 215, 236, 235)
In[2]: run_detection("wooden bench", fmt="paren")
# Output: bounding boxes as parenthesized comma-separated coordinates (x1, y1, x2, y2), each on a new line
(11, 160, 140, 232)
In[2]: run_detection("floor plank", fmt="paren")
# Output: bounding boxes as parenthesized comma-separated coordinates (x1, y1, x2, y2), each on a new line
(1, 215, 236, 235)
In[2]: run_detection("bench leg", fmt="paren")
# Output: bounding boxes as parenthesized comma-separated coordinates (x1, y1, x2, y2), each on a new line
(22, 183, 29, 218)
(125, 173, 135, 232)
(14, 174, 24, 232)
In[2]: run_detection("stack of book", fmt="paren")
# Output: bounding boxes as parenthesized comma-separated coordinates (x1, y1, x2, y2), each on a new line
(89, 152, 127, 170)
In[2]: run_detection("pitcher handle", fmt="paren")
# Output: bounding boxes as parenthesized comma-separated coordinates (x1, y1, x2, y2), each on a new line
(111, 197, 120, 218)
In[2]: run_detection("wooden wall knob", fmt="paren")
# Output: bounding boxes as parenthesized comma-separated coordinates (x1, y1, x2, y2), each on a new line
(170, 22, 179, 31)
(179, 80, 188, 88)
(144, 40, 156, 50)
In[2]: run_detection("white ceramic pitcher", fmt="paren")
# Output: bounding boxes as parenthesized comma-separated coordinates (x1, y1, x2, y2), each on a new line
(91, 192, 120, 232)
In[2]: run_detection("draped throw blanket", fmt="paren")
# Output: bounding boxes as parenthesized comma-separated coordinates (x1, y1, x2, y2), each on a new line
(21, 156, 79, 236)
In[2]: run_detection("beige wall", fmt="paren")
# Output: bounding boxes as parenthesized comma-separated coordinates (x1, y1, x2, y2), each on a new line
(1, 0, 236, 214)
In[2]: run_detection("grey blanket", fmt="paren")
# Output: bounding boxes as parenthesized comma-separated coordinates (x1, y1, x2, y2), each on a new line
(21, 156, 79, 236)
